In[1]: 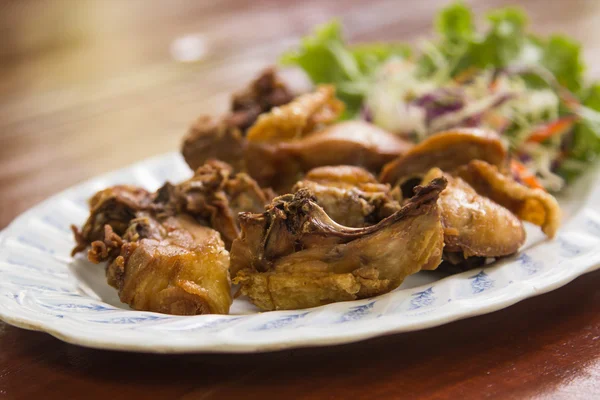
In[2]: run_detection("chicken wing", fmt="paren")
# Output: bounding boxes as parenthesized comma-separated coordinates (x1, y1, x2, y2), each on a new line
(230, 178, 446, 311)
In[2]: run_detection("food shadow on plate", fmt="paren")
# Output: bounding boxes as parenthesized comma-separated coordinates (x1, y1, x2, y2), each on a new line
(66, 222, 550, 315)
(68, 255, 126, 309)
(68, 251, 451, 315)
(69, 255, 263, 314)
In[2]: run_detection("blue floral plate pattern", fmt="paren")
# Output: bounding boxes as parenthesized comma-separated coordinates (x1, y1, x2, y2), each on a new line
(1, 153, 599, 353)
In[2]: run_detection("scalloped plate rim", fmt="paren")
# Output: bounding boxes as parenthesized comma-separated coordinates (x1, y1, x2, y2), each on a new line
(1, 151, 599, 353)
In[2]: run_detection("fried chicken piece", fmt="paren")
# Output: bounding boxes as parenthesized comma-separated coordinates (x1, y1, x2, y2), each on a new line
(74, 161, 271, 255)
(292, 166, 400, 227)
(423, 168, 526, 259)
(182, 116, 247, 172)
(379, 128, 508, 186)
(158, 160, 273, 248)
(456, 160, 561, 238)
(182, 68, 294, 171)
(246, 120, 412, 191)
(229, 67, 295, 131)
(71, 160, 274, 315)
(105, 215, 231, 315)
(71, 185, 153, 256)
(230, 178, 446, 311)
(246, 85, 344, 142)
(182, 71, 410, 192)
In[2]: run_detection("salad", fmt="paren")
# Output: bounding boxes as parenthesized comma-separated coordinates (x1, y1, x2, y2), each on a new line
(280, 2, 600, 191)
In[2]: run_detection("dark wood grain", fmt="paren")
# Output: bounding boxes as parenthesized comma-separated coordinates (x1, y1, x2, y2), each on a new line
(2, 0, 600, 398)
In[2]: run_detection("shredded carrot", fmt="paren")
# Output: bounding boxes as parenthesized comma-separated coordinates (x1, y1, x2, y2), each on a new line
(489, 78, 499, 92)
(526, 116, 577, 144)
(511, 159, 545, 190)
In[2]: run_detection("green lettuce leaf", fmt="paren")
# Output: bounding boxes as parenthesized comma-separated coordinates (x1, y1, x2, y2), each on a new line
(572, 84, 600, 161)
(280, 20, 410, 117)
(541, 35, 585, 94)
(436, 2, 474, 43)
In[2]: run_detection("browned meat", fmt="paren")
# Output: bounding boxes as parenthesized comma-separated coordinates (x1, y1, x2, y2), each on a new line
(182, 68, 294, 171)
(229, 67, 295, 131)
(159, 160, 273, 248)
(71, 160, 276, 315)
(74, 160, 271, 255)
(104, 215, 231, 315)
(182, 116, 247, 171)
(292, 166, 400, 227)
(456, 160, 561, 238)
(246, 121, 412, 191)
(379, 128, 508, 186)
(71, 185, 153, 256)
(246, 85, 344, 142)
(182, 73, 409, 192)
(230, 178, 446, 311)
(423, 168, 526, 260)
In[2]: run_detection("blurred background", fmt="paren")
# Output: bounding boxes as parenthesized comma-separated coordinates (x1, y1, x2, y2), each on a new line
(1, 0, 599, 227)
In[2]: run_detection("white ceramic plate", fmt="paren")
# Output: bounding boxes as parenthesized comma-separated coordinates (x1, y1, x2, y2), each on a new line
(1, 152, 600, 353)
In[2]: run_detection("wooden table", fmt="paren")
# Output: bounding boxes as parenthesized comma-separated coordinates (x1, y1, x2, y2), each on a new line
(2, 0, 600, 398)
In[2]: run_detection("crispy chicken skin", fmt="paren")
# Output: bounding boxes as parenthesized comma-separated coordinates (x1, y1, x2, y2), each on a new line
(423, 168, 526, 259)
(101, 215, 231, 315)
(303, 165, 384, 187)
(78, 211, 233, 315)
(292, 166, 400, 227)
(230, 178, 446, 311)
(379, 128, 508, 186)
(247, 85, 344, 142)
(71, 185, 153, 256)
(182, 68, 294, 171)
(246, 121, 412, 191)
(457, 160, 561, 238)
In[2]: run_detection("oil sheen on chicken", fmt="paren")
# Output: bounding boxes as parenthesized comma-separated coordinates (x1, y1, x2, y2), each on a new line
(423, 168, 526, 259)
(105, 215, 232, 315)
(457, 160, 561, 238)
(246, 120, 412, 191)
(380, 128, 507, 186)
